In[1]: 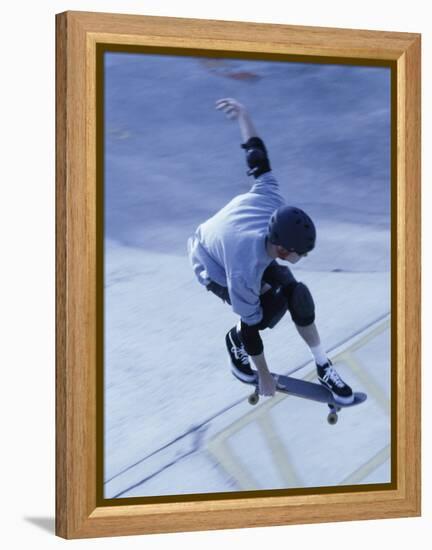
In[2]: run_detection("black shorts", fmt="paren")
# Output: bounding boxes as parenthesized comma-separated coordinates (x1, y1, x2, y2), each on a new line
(206, 261, 296, 330)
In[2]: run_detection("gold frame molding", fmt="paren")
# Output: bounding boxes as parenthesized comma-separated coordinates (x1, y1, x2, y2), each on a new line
(56, 11, 421, 539)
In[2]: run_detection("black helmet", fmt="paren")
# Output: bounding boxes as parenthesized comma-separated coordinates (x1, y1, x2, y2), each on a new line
(268, 206, 316, 255)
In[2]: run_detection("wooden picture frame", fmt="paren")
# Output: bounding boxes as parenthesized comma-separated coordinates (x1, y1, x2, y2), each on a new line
(56, 11, 421, 539)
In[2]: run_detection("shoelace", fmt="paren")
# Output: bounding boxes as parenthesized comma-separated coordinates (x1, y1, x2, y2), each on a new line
(322, 365, 345, 388)
(231, 344, 250, 366)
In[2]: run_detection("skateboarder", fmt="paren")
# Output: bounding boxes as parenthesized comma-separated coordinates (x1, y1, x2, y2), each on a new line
(187, 98, 354, 404)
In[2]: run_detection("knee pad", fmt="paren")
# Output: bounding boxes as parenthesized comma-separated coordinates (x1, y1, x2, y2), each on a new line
(286, 282, 315, 327)
(258, 287, 288, 329)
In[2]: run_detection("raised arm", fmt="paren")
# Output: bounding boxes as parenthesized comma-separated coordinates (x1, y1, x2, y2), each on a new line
(215, 98, 258, 142)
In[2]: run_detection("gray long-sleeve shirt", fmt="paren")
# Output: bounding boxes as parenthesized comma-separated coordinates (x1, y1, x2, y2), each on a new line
(188, 171, 285, 325)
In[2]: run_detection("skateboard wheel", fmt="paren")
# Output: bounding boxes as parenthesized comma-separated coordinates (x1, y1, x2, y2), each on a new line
(327, 412, 338, 425)
(248, 393, 259, 406)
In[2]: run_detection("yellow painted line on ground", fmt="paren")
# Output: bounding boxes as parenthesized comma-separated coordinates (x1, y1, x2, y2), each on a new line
(206, 318, 390, 490)
(206, 439, 259, 490)
(340, 445, 391, 485)
(257, 415, 303, 487)
(335, 351, 390, 414)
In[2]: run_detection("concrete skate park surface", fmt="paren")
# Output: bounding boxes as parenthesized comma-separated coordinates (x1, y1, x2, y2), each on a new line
(103, 54, 391, 498)
(104, 244, 390, 498)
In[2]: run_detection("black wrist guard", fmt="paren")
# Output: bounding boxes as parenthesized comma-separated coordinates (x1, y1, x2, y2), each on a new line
(241, 137, 271, 178)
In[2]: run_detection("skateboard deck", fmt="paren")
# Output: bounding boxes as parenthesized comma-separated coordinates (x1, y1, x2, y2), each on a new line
(242, 372, 367, 425)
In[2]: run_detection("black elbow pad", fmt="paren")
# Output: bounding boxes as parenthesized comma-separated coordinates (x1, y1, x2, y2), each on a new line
(241, 137, 271, 178)
(240, 321, 264, 355)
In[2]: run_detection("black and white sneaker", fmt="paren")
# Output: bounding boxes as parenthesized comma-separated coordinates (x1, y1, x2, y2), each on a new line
(225, 326, 257, 383)
(317, 361, 354, 405)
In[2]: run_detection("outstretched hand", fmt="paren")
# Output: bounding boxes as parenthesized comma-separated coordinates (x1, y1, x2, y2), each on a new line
(215, 98, 246, 120)
(215, 97, 257, 142)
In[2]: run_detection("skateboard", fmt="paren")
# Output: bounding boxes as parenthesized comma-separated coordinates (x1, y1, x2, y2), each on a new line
(244, 373, 367, 425)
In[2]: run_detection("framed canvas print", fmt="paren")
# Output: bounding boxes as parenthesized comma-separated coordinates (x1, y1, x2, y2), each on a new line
(55, 11, 421, 539)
